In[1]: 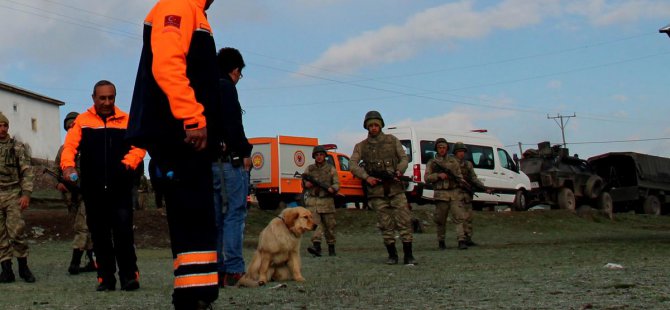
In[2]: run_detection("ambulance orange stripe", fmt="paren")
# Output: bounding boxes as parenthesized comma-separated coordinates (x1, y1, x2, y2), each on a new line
(174, 272, 218, 288)
(173, 251, 217, 270)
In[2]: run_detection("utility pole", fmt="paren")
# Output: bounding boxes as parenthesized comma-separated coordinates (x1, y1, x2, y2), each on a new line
(547, 113, 576, 147)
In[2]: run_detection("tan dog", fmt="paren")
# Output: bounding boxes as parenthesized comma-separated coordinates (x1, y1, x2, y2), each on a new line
(237, 207, 316, 287)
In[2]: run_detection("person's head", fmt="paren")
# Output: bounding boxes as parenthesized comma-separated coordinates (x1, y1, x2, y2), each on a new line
(434, 138, 449, 157)
(92, 80, 116, 118)
(312, 145, 327, 164)
(217, 47, 245, 85)
(63, 112, 79, 131)
(453, 142, 467, 160)
(363, 110, 384, 136)
(0, 112, 9, 140)
(205, 0, 214, 10)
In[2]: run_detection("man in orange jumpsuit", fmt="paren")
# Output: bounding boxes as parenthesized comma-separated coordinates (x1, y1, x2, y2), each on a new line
(127, 0, 222, 308)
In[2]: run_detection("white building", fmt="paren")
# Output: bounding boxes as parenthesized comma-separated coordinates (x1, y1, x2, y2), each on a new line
(0, 81, 64, 162)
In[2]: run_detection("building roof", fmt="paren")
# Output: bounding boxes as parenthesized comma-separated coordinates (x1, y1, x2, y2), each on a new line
(0, 81, 64, 106)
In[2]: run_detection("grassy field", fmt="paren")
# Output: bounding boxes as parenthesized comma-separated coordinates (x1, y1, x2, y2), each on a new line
(2, 205, 669, 309)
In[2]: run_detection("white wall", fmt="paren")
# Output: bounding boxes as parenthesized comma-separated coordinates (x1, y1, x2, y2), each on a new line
(0, 92, 61, 162)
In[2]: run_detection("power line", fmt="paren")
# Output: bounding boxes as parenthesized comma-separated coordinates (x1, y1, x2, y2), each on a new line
(506, 137, 670, 148)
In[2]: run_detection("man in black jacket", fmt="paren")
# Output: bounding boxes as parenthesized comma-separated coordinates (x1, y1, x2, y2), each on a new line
(212, 47, 252, 287)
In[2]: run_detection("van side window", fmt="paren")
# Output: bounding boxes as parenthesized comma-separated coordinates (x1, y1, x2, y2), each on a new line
(497, 148, 518, 172)
(470, 145, 495, 170)
(400, 140, 412, 162)
(420, 140, 435, 164)
(325, 155, 335, 167)
(338, 155, 350, 171)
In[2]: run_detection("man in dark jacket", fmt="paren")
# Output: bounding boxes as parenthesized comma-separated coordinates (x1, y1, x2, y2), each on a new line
(212, 47, 253, 287)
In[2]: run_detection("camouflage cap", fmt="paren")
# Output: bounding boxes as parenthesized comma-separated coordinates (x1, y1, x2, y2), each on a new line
(64, 112, 79, 131)
(453, 142, 467, 152)
(0, 112, 8, 125)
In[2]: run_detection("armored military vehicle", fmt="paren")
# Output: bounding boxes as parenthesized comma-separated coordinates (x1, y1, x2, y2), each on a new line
(520, 142, 612, 216)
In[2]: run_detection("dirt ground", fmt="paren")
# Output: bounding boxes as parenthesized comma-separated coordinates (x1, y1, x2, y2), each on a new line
(24, 206, 172, 248)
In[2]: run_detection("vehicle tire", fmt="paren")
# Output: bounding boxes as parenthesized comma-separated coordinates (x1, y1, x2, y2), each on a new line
(643, 195, 661, 215)
(597, 192, 614, 220)
(256, 194, 279, 210)
(512, 190, 527, 211)
(584, 175, 603, 200)
(557, 188, 576, 211)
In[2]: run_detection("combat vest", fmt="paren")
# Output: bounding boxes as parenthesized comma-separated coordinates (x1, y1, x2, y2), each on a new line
(0, 137, 33, 193)
(359, 133, 405, 198)
(303, 163, 338, 198)
(426, 155, 462, 201)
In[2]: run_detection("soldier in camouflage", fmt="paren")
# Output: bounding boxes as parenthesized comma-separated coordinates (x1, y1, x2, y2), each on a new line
(350, 111, 416, 265)
(453, 142, 489, 247)
(424, 138, 468, 250)
(0, 112, 36, 283)
(55, 112, 96, 275)
(303, 145, 340, 257)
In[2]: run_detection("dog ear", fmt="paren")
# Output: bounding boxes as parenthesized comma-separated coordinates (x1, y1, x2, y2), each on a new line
(282, 208, 299, 228)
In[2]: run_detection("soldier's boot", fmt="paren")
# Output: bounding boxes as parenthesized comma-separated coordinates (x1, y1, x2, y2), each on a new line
(328, 244, 336, 256)
(17, 257, 36, 283)
(385, 243, 398, 265)
(438, 240, 447, 250)
(68, 249, 84, 275)
(81, 250, 97, 272)
(402, 242, 417, 265)
(307, 242, 322, 257)
(458, 240, 468, 250)
(465, 237, 477, 247)
(0, 260, 15, 283)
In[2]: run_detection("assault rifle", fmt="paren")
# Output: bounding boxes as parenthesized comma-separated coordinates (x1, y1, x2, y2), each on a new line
(366, 170, 412, 197)
(43, 167, 81, 211)
(293, 172, 343, 197)
(429, 162, 487, 197)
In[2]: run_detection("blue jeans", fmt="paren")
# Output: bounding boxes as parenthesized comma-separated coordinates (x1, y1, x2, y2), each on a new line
(212, 162, 249, 274)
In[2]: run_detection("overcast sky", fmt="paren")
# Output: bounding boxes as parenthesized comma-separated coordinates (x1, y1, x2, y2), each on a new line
(1, 0, 669, 160)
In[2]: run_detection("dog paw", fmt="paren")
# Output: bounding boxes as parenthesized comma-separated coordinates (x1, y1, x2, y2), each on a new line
(258, 281, 266, 286)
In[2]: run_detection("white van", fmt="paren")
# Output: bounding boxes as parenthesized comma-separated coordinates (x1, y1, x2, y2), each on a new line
(385, 126, 531, 210)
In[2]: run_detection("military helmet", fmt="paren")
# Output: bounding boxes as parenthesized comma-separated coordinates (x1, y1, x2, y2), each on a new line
(363, 110, 385, 129)
(312, 145, 327, 159)
(64, 112, 79, 131)
(453, 142, 467, 152)
(434, 138, 449, 151)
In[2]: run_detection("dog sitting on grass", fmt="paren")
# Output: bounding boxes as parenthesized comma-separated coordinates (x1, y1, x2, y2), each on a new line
(237, 207, 316, 287)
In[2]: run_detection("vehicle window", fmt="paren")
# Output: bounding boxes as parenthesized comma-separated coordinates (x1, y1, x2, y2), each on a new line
(420, 140, 436, 164)
(338, 155, 350, 171)
(400, 140, 412, 162)
(497, 148, 517, 172)
(325, 155, 335, 167)
(470, 145, 494, 170)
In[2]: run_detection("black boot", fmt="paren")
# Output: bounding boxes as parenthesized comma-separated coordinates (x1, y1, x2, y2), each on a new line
(0, 260, 15, 283)
(458, 240, 468, 250)
(81, 250, 97, 273)
(403, 242, 417, 265)
(465, 237, 477, 246)
(307, 242, 322, 257)
(120, 272, 140, 291)
(68, 249, 84, 275)
(385, 243, 398, 265)
(438, 240, 447, 250)
(17, 257, 36, 283)
(328, 244, 336, 256)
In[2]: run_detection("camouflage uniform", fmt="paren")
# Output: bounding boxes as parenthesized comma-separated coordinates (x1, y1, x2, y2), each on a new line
(55, 145, 93, 252)
(0, 136, 33, 262)
(425, 154, 467, 246)
(350, 121, 415, 264)
(458, 157, 484, 243)
(303, 161, 339, 252)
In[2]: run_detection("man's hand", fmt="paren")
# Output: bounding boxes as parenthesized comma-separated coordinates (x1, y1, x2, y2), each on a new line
(184, 127, 207, 151)
(63, 167, 78, 182)
(438, 172, 448, 180)
(243, 157, 252, 171)
(366, 176, 379, 186)
(304, 181, 313, 189)
(56, 183, 69, 193)
(19, 195, 30, 210)
(328, 187, 335, 194)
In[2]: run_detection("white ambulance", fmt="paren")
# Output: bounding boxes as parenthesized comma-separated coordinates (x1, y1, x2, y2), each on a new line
(385, 126, 531, 210)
